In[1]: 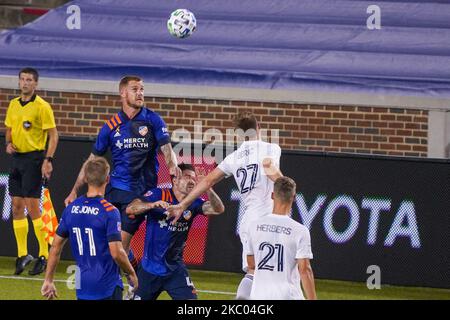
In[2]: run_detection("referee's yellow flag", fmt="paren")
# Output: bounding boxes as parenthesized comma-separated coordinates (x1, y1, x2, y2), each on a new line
(41, 186, 58, 245)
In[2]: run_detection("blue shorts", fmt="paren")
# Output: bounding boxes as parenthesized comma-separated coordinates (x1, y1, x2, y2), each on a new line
(78, 286, 123, 300)
(134, 266, 197, 300)
(105, 185, 145, 235)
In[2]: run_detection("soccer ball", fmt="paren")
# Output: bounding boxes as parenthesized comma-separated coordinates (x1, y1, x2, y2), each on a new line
(167, 9, 197, 39)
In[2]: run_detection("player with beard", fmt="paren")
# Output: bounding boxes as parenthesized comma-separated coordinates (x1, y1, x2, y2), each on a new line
(64, 76, 180, 294)
(125, 164, 225, 300)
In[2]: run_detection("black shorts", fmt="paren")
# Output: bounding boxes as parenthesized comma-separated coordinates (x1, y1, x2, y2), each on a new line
(105, 185, 145, 235)
(8, 151, 44, 198)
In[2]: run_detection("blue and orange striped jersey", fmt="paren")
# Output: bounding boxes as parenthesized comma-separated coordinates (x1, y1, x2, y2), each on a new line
(56, 195, 123, 300)
(92, 107, 170, 194)
(140, 188, 205, 276)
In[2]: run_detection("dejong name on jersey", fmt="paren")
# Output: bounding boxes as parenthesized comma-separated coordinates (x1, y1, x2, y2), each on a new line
(70, 206, 100, 215)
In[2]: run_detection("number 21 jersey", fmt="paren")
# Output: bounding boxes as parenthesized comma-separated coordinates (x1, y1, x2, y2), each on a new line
(246, 214, 313, 300)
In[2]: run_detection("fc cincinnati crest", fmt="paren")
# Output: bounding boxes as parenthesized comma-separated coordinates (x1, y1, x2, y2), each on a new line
(138, 126, 148, 136)
(182, 210, 192, 221)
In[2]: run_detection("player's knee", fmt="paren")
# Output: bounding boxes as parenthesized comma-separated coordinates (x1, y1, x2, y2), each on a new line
(24, 198, 41, 219)
(12, 202, 25, 218)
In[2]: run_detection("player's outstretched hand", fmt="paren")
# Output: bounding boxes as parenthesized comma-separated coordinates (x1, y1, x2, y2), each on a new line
(64, 191, 77, 207)
(41, 281, 58, 300)
(166, 204, 184, 225)
(152, 201, 170, 209)
(196, 167, 209, 183)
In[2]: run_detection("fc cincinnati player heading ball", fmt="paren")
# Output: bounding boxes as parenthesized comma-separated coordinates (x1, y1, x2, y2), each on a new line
(125, 164, 225, 300)
(65, 76, 181, 264)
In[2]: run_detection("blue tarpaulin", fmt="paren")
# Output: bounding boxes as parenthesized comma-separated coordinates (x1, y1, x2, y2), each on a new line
(0, 0, 449, 97)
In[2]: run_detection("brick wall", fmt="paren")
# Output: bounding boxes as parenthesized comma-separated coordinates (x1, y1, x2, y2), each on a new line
(0, 88, 428, 157)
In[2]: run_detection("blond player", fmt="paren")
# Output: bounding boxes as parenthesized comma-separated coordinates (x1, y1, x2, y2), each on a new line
(246, 176, 316, 300)
(166, 111, 282, 299)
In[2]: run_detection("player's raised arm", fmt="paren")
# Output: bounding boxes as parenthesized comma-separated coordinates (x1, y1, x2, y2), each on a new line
(196, 168, 225, 215)
(262, 157, 283, 182)
(202, 188, 225, 215)
(64, 153, 98, 206)
(298, 258, 317, 300)
(41, 235, 67, 300)
(160, 143, 181, 178)
(166, 167, 226, 223)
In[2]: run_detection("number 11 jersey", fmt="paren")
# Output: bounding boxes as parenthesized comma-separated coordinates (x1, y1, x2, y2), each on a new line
(56, 195, 123, 300)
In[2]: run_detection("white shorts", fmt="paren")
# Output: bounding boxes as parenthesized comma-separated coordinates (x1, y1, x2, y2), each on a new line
(238, 211, 271, 272)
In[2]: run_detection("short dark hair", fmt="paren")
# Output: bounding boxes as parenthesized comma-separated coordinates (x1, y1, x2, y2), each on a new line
(171, 163, 196, 182)
(233, 111, 258, 132)
(119, 75, 142, 90)
(19, 67, 39, 81)
(84, 157, 110, 187)
(178, 163, 195, 173)
(273, 176, 296, 203)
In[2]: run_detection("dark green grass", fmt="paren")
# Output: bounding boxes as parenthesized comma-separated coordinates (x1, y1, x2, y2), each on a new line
(0, 257, 448, 300)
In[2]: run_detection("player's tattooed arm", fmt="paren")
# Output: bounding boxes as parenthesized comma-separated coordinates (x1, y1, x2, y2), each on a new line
(160, 143, 181, 178)
(203, 189, 225, 215)
(167, 167, 226, 224)
(126, 199, 170, 216)
(126, 199, 152, 216)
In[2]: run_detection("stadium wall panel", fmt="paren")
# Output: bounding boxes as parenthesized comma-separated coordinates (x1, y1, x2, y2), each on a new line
(0, 88, 429, 157)
(0, 137, 448, 288)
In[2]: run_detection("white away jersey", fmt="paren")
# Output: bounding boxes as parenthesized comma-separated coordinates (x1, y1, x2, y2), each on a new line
(217, 140, 281, 234)
(246, 214, 313, 300)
